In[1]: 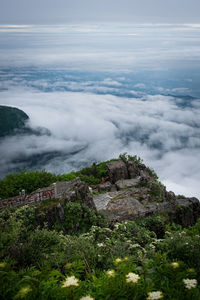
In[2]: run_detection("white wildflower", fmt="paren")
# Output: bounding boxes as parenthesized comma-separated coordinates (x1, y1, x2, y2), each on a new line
(106, 270, 115, 277)
(126, 272, 140, 283)
(97, 243, 104, 247)
(165, 231, 171, 235)
(171, 262, 179, 268)
(80, 295, 94, 300)
(183, 278, 197, 289)
(62, 276, 79, 287)
(129, 243, 141, 249)
(149, 244, 156, 250)
(105, 228, 111, 231)
(153, 239, 164, 244)
(147, 291, 163, 299)
(115, 258, 122, 263)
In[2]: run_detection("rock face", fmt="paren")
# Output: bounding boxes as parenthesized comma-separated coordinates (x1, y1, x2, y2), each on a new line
(107, 160, 129, 183)
(58, 178, 95, 210)
(127, 160, 141, 178)
(98, 181, 112, 193)
(92, 159, 200, 227)
(36, 178, 96, 228)
(11, 158, 200, 229)
(115, 178, 140, 190)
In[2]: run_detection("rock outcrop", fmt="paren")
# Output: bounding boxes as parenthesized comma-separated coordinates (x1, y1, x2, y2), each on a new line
(57, 178, 95, 210)
(36, 178, 96, 228)
(93, 159, 200, 227)
(107, 160, 129, 183)
(3, 156, 199, 229)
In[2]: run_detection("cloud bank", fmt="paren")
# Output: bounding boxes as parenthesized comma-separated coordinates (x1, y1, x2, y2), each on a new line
(1, 87, 200, 198)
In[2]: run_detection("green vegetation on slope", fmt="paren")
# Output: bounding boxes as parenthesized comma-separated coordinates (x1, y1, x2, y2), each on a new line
(0, 153, 158, 200)
(0, 105, 29, 137)
(0, 153, 199, 298)
(0, 171, 58, 199)
(0, 204, 199, 300)
(0, 159, 117, 199)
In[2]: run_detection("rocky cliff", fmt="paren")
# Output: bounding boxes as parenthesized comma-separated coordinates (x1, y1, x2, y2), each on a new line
(93, 159, 200, 227)
(35, 157, 200, 229)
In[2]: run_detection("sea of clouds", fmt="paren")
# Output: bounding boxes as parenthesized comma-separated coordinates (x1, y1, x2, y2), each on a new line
(0, 24, 200, 197)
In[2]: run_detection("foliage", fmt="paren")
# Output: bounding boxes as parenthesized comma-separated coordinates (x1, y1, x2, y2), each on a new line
(0, 157, 119, 200)
(62, 202, 107, 234)
(0, 171, 57, 199)
(0, 155, 200, 298)
(119, 152, 143, 165)
(0, 206, 200, 299)
(58, 160, 115, 186)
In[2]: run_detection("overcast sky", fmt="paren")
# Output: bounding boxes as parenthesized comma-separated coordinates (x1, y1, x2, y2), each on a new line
(1, 0, 200, 24)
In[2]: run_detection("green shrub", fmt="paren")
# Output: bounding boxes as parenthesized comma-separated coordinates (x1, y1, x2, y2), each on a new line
(62, 202, 107, 234)
(0, 171, 57, 199)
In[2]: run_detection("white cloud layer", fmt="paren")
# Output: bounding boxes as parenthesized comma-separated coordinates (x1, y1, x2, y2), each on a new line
(1, 87, 200, 198)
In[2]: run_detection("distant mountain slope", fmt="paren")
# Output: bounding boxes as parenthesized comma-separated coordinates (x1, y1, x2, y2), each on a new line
(0, 105, 29, 137)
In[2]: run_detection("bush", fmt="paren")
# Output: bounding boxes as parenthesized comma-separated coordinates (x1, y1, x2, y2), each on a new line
(0, 171, 57, 199)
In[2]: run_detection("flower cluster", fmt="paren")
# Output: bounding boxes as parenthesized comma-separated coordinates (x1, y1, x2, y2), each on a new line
(62, 276, 79, 287)
(126, 272, 140, 284)
(80, 296, 94, 300)
(115, 258, 122, 264)
(171, 262, 179, 268)
(147, 291, 163, 299)
(183, 278, 197, 289)
(106, 270, 115, 277)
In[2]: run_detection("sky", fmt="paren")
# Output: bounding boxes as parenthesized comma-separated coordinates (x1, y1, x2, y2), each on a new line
(0, 0, 200, 24)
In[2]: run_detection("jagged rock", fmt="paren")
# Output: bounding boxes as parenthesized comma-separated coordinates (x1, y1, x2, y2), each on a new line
(98, 181, 112, 193)
(165, 191, 176, 200)
(127, 160, 140, 178)
(115, 178, 141, 190)
(36, 178, 96, 228)
(93, 193, 113, 210)
(93, 177, 200, 227)
(106, 197, 145, 221)
(107, 160, 129, 183)
(139, 169, 151, 181)
(59, 178, 96, 210)
(169, 197, 200, 227)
